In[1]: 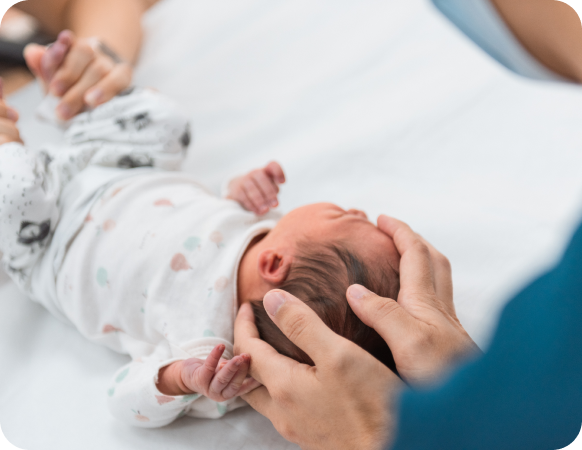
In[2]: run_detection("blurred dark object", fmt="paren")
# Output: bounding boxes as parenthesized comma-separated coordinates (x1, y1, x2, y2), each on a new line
(0, 8, 52, 71)
(0, 35, 52, 69)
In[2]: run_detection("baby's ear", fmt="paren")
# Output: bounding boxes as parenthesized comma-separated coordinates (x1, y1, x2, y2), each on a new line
(257, 249, 292, 286)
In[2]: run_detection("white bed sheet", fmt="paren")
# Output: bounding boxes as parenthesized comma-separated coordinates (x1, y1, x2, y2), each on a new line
(2, 0, 582, 448)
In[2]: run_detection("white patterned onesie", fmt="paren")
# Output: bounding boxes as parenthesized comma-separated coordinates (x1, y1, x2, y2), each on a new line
(0, 88, 279, 427)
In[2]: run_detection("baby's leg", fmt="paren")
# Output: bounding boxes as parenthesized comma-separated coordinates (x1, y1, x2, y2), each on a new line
(0, 143, 59, 290)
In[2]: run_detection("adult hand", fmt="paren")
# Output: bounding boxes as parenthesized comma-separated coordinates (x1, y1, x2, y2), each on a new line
(234, 294, 405, 450)
(347, 215, 481, 386)
(24, 30, 132, 120)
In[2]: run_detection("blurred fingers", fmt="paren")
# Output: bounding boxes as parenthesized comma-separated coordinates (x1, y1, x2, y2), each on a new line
(0, 103, 19, 121)
(0, 118, 21, 140)
(243, 178, 269, 215)
(252, 170, 279, 208)
(41, 30, 74, 82)
(84, 63, 132, 107)
(56, 57, 115, 120)
(49, 39, 96, 98)
(264, 161, 286, 184)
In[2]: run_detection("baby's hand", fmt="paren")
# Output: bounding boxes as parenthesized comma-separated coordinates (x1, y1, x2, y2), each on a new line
(227, 161, 286, 215)
(159, 344, 260, 402)
(0, 79, 22, 145)
(24, 30, 132, 120)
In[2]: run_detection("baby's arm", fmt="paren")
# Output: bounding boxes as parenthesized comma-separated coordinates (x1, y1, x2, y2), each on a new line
(108, 344, 259, 428)
(0, 83, 61, 288)
(226, 161, 286, 215)
(60, 87, 191, 171)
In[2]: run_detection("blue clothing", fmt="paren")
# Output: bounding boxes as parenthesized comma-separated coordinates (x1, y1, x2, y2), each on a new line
(392, 221, 582, 449)
(431, 0, 564, 82)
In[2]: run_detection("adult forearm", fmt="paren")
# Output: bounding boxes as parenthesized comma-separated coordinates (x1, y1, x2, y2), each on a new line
(17, 0, 150, 64)
(491, 0, 582, 82)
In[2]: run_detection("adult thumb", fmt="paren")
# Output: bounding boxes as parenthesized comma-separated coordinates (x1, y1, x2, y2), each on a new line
(347, 284, 415, 349)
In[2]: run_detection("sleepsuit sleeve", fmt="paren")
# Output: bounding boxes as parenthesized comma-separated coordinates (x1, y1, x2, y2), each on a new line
(0, 88, 191, 288)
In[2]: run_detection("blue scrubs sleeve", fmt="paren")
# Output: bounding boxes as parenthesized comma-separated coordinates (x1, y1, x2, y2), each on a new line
(391, 221, 582, 449)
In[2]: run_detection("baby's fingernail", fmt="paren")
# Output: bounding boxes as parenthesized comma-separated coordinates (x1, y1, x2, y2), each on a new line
(264, 291, 287, 316)
(348, 284, 370, 300)
(85, 88, 103, 107)
(56, 104, 72, 120)
(234, 358, 242, 367)
(270, 200, 278, 207)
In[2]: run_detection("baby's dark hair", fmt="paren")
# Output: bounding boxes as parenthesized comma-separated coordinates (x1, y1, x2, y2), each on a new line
(251, 243, 400, 372)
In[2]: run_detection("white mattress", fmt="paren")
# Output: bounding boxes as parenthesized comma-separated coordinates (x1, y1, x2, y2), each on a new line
(2, 0, 582, 448)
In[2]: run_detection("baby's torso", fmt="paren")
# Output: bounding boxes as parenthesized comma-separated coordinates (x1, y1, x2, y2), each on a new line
(56, 172, 277, 358)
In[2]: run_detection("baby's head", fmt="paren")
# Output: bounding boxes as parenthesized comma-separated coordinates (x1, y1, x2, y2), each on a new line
(238, 203, 401, 370)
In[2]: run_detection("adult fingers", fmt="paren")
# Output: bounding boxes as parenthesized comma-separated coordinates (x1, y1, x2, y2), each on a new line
(49, 40, 95, 98)
(252, 170, 279, 208)
(84, 63, 132, 108)
(262, 289, 344, 366)
(241, 385, 274, 418)
(0, 118, 21, 139)
(264, 161, 286, 184)
(346, 284, 417, 350)
(41, 30, 74, 82)
(233, 303, 295, 386)
(377, 215, 436, 305)
(0, 103, 19, 121)
(416, 234, 455, 317)
(56, 57, 115, 119)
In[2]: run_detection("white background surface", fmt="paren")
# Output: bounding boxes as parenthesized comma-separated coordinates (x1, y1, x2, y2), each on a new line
(1, 0, 582, 448)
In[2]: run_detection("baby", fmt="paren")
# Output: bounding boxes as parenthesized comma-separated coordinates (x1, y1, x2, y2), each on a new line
(0, 63, 400, 430)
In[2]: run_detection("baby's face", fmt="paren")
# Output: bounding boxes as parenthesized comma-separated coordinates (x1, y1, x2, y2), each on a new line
(269, 203, 400, 276)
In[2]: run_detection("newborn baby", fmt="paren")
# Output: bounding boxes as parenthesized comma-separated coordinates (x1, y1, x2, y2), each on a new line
(0, 84, 400, 428)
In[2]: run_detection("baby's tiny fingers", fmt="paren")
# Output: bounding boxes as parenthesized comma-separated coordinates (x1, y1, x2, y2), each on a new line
(243, 179, 269, 215)
(221, 355, 251, 399)
(265, 161, 286, 184)
(209, 356, 246, 399)
(252, 171, 279, 208)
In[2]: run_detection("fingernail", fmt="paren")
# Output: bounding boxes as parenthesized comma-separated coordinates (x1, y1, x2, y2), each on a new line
(234, 358, 242, 367)
(85, 88, 103, 107)
(56, 103, 72, 120)
(348, 284, 370, 300)
(264, 291, 287, 316)
(270, 200, 278, 207)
